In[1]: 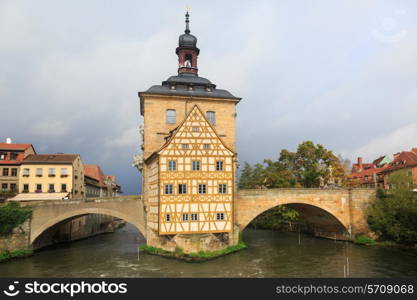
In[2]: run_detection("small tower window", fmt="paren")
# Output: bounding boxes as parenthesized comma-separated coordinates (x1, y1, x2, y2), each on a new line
(185, 54, 192, 67)
(166, 214, 171, 222)
(206, 111, 216, 125)
(166, 109, 176, 124)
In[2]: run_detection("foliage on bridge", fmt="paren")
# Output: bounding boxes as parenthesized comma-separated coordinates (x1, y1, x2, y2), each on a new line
(0, 202, 32, 236)
(239, 141, 347, 189)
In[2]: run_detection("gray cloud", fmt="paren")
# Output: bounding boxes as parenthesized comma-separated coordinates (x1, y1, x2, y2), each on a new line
(1, 0, 416, 193)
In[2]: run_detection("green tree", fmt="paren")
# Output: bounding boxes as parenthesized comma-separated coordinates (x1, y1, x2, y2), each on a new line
(367, 171, 417, 245)
(279, 141, 346, 187)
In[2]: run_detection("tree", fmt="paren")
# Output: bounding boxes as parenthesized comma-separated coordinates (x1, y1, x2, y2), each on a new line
(367, 171, 417, 245)
(279, 141, 346, 187)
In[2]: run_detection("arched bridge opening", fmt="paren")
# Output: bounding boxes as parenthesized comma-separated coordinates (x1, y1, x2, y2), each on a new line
(245, 203, 350, 240)
(32, 212, 146, 250)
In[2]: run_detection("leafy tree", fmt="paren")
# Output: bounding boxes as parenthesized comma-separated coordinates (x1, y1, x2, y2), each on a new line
(367, 171, 417, 245)
(0, 202, 32, 236)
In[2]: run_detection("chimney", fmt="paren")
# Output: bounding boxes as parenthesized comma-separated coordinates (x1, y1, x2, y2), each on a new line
(357, 157, 363, 170)
(6, 138, 12, 144)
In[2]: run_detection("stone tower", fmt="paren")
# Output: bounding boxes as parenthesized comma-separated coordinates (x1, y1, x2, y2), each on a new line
(137, 12, 241, 253)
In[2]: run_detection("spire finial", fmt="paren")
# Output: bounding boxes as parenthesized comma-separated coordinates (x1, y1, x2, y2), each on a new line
(185, 10, 190, 34)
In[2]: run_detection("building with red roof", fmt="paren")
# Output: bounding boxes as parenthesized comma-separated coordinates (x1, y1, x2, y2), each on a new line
(0, 139, 36, 196)
(379, 148, 417, 190)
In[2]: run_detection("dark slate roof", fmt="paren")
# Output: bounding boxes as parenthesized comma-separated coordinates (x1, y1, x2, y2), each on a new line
(139, 73, 240, 101)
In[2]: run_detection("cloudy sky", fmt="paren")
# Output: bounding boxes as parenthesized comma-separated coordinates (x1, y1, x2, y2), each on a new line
(1, 0, 416, 194)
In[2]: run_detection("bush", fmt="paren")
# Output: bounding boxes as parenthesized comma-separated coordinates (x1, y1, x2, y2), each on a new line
(367, 186, 417, 245)
(354, 235, 375, 245)
(0, 202, 32, 236)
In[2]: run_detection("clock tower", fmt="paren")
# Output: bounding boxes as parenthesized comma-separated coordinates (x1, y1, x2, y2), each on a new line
(135, 12, 241, 254)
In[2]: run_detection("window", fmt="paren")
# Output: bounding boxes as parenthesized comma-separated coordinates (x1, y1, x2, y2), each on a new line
(23, 184, 29, 192)
(48, 168, 56, 177)
(165, 184, 173, 194)
(216, 213, 225, 220)
(61, 168, 68, 177)
(166, 109, 176, 124)
(1, 184, 7, 192)
(10, 152, 18, 160)
(23, 168, 29, 176)
(11, 168, 17, 176)
(182, 213, 189, 221)
(192, 127, 199, 132)
(192, 160, 200, 171)
(216, 161, 224, 171)
(36, 184, 42, 193)
(218, 184, 227, 194)
(166, 213, 171, 222)
(181, 144, 189, 150)
(206, 111, 216, 125)
(0, 152, 6, 160)
(36, 168, 42, 177)
(168, 160, 177, 171)
(2, 168, 9, 176)
(10, 183, 16, 192)
(49, 184, 55, 192)
(191, 213, 198, 221)
(203, 144, 210, 150)
(198, 184, 207, 194)
(178, 184, 187, 194)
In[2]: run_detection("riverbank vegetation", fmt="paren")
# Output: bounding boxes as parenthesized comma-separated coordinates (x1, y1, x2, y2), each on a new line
(139, 240, 247, 262)
(0, 202, 32, 236)
(366, 172, 417, 247)
(0, 249, 33, 263)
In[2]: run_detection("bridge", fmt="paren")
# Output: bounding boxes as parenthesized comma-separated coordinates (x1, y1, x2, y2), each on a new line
(20, 188, 375, 247)
(20, 195, 146, 244)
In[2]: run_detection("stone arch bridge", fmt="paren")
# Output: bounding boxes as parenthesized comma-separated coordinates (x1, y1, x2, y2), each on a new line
(21, 188, 375, 246)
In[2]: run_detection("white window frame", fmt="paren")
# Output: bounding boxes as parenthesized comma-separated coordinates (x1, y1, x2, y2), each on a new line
(191, 213, 198, 221)
(166, 109, 176, 124)
(216, 213, 225, 220)
(216, 161, 223, 171)
(198, 184, 206, 194)
(178, 184, 187, 194)
(164, 184, 173, 194)
(182, 213, 189, 222)
(206, 111, 216, 125)
(218, 184, 227, 194)
(168, 160, 177, 171)
(192, 160, 200, 171)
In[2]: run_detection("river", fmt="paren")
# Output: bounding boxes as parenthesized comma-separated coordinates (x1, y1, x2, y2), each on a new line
(0, 224, 416, 277)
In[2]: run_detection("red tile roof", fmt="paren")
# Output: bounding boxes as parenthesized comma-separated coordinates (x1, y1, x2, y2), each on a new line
(0, 143, 35, 165)
(380, 150, 417, 173)
(84, 164, 106, 187)
(0, 143, 33, 151)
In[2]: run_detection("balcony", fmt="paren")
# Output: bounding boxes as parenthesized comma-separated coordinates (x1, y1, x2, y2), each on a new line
(48, 174, 56, 177)
(60, 174, 68, 178)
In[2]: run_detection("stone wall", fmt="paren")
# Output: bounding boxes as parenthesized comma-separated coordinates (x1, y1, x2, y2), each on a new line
(0, 219, 31, 253)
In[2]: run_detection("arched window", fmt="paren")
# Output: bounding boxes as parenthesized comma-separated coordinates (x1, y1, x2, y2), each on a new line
(185, 54, 192, 67)
(206, 111, 216, 125)
(166, 109, 176, 124)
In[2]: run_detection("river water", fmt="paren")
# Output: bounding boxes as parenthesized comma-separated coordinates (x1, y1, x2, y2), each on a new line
(0, 224, 416, 277)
